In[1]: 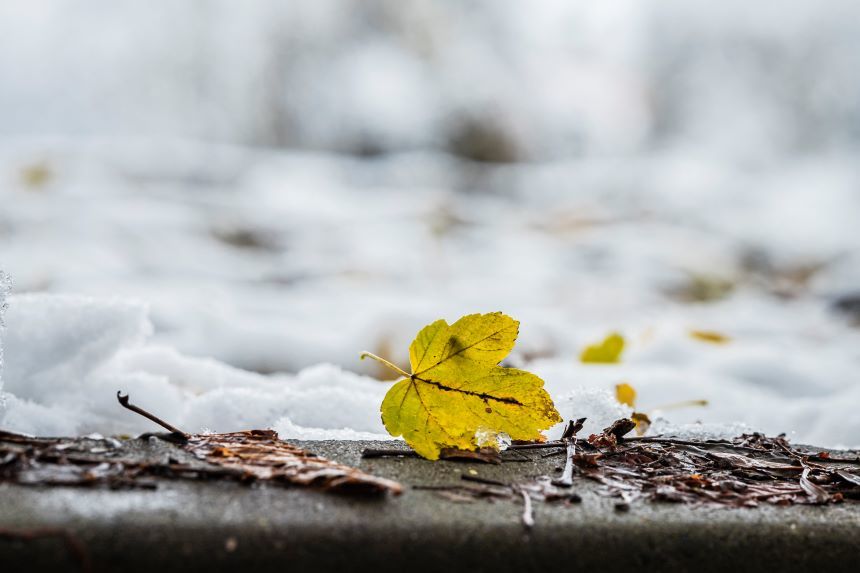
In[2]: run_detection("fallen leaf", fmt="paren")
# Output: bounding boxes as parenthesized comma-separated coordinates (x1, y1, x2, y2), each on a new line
(799, 467, 831, 504)
(20, 161, 53, 189)
(836, 470, 860, 487)
(362, 312, 561, 460)
(670, 273, 735, 303)
(1, 429, 402, 496)
(615, 382, 636, 407)
(630, 412, 652, 436)
(689, 330, 731, 344)
(580, 332, 625, 363)
(186, 430, 403, 495)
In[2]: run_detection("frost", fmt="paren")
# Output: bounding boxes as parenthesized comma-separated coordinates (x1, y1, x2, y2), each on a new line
(474, 429, 512, 451)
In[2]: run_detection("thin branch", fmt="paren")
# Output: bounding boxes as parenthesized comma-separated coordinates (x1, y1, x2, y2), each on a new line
(361, 447, 419, 458)
(116, 391, 187, 439)
(519, 488, 534, 529)
(553, 418, 585, 488)
(507, 441, 565, 451)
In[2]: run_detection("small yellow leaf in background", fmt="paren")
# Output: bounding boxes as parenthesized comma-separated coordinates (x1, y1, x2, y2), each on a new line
(615, 382, 637, 408)
(613, 381, 705, 436)
(689, 330, 731, 344)
(580, 332, 625, 363)
(20, 161, 53, 190)
(362, 312, 562, 460)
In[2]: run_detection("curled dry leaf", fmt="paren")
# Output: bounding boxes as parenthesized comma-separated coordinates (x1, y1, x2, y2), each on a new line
(799, 467, 831, 504)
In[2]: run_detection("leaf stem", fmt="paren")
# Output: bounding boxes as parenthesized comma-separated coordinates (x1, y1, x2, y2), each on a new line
(360, 351, 411, 379)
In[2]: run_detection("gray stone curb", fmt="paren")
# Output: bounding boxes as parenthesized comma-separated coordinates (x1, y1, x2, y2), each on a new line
(1, 439, 858, 572)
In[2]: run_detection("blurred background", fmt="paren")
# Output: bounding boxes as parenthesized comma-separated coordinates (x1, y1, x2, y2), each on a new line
(1, 1, 859, 444)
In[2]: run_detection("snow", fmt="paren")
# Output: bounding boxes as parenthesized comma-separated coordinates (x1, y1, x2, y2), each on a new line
(0, 291, 858, 447)
(1, 2, 860, 447)
(0, 271, 9, 412)
(0, 294, 393, 439)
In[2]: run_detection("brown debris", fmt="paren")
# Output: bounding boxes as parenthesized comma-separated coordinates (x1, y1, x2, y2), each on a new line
(185, 430, 402, 495)
(574, 424, 859, 507)
(0, 429, 401, 496)
(553, 418, 587, 488)
(411, 418, 858, 529)
(587, 418, 636, 449)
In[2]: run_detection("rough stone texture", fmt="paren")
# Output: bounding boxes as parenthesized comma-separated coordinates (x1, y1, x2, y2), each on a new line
(1, 438, 858, 572)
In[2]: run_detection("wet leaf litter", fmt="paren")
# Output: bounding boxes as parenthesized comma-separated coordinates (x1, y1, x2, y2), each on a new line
(0, 393, 401, 496)
(2, 412, 859, 532)
(362, 417, 860, 528)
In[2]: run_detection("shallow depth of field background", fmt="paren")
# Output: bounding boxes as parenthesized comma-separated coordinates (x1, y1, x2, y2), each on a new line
(1, 1, 859, 445)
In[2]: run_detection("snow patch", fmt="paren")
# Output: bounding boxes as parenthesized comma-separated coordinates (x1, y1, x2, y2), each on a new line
(0, 294, 390, 439)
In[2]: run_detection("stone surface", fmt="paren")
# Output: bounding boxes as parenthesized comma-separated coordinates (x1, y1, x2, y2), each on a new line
(1, 438, 859, 572)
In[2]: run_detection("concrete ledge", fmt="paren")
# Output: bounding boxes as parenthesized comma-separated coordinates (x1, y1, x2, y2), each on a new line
(1, 439, 859, 572)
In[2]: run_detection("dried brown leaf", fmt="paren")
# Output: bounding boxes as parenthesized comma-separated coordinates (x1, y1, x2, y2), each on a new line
(185, 430, 402, 495)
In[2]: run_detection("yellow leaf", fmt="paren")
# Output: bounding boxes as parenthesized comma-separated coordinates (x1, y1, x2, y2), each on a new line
(20, 161, 53, 190)
(615, 382, 637, 408)
(689, 329, 731, 344)
(363, 312, 561, 460)
(580, 332, 625, 363)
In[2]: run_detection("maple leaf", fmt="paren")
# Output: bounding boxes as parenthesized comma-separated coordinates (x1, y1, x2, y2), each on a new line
(580, 332, 625, 363)
(361, 312, 562, 460)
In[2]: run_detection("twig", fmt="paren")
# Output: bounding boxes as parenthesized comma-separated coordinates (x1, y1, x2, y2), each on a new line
(554, 440, 577, 488)
(361, 448, 419, 458)
(507, 441, 565, 451)
(625, 436, 786, 455)
(553, 418, 586, 488)
(116, 392, 187, 439)
(519, 488, 534, 529)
